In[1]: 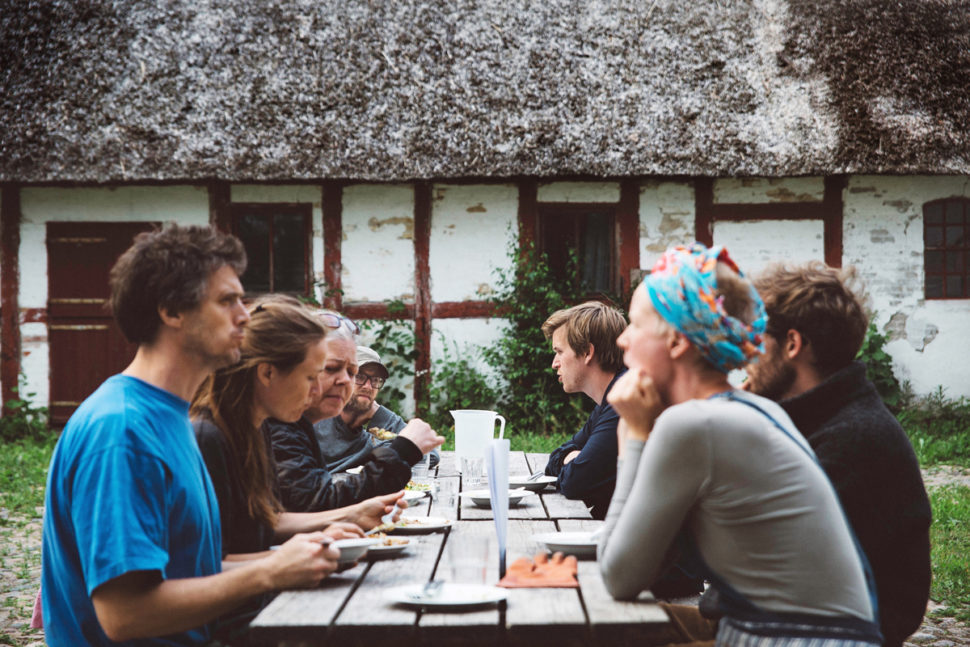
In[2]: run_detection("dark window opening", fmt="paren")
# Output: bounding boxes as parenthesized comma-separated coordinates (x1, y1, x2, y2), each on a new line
(924, 199, 969, 299)
(538, 205, 617, 295)
(231, 203, 311, 295)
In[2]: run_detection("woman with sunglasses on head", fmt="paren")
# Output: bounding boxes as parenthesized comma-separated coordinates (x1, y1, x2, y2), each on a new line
(191, 298, 406, 643)
(268, 308, 445, 513)
(598, 244, 881, 646)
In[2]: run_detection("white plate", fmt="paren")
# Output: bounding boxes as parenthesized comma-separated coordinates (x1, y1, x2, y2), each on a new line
(508, 474, 557, 491)
(366, 537, 413, 558)
(403, 490, 428, 502)
(388, 516, 452, 534)
(332, 537, 379, 564)
(532, 531, 599, 558)
(385, 583, 507, 608)
(460, 488, 532, 508)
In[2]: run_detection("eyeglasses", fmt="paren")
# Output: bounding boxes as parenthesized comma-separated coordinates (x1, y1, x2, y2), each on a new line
(354, 373, 385, 389)
(316, 312, 360, 335)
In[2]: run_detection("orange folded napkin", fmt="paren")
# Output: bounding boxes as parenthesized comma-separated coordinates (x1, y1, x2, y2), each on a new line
(497, 552, 578, 588)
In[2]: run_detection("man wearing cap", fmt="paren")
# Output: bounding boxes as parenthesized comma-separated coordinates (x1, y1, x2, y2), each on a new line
(313, 346, 439, 471)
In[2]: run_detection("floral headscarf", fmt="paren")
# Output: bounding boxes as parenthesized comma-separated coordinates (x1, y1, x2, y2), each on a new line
(643, 243, 765, 373)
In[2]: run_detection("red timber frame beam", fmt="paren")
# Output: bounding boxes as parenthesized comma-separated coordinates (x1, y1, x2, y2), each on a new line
(694, 176, 845, 267)
(1, 184, 21, 413)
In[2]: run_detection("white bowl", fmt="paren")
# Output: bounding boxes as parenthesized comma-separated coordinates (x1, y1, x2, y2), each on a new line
(461, 488, 532, 508)
(331, 537, 378, 565)
(508, 474, 558, 492)
(531, 531, 599, 558)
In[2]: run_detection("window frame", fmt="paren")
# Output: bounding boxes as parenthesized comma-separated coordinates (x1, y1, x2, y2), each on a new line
(536, 202, 620, 296)
(923, 197, 970, 300)
(230, 202, 313, 296)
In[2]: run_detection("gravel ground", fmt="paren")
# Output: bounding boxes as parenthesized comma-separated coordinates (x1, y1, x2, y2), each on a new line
(3, 467, 969, 647)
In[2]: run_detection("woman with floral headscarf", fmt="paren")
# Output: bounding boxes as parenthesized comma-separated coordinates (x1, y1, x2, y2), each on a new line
(598, 243, 881, 646)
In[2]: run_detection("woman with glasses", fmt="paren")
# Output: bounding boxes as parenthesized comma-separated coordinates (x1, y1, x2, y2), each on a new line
(190, 297, 406, 644)
(268, 308, 444, 513)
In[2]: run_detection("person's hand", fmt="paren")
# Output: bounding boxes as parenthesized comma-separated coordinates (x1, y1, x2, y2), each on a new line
(322, 521, 363, 541)
(353, 491, 407, 530)
(562, 450, 581, 465)
(399, 418, 445, 455)
(264, 532, 339, 590)
(607, 369, 665, 441)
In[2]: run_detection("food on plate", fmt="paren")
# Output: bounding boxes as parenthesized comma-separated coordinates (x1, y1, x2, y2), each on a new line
(368, 532, 410, 546)
(368, 426, 396, 441)
(406, 479, 431, 492)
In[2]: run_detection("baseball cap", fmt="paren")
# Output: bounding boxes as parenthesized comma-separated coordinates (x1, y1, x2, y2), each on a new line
(356, 346, 389, 379)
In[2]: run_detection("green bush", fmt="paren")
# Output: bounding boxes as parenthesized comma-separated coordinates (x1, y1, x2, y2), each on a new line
(856, 321, 903, 411)
(482, 240, 614, 437)
(0, 377, 49, 443)
(426, 337, 501, 433)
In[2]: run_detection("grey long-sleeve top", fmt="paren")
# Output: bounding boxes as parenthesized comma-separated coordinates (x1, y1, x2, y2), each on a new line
(598, 393, 874, 622)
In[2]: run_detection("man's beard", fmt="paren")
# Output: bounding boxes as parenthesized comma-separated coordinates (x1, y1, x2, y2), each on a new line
(343, 393, 372, 415)
(746, 356, 798, 402)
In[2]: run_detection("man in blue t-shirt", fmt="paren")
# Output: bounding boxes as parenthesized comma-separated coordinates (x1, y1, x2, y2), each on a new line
(542, 302, 627, 520)
(42, 224, 343, 646)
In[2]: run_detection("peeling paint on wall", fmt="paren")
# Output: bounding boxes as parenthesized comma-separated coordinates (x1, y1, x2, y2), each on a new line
(765, 187, 819, 202)
(885, 311, 908, 342)
(368, 216, 414, 240)
(884, 199, 913, 212)
(475, 283, 494, 297)
(466, 203, 487, 213)
(870, 229, 895, 243)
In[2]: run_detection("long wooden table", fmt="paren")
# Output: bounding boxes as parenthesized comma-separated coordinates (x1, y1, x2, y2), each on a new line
(250, 451, 670, 646)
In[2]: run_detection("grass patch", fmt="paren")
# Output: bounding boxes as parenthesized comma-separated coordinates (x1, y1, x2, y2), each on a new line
(0, 431, 55, 520)
(928, 484, 970, 621)
(438, 426, 572, 454)
(899, 389, 970, 468)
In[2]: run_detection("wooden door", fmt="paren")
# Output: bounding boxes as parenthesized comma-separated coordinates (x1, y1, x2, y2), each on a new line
(46, 222, 158, 426)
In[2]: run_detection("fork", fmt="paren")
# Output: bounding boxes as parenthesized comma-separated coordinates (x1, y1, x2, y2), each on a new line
(408, 579, 443, 601)
(366, 502, 401, 536)
(526, 470, 546, 482)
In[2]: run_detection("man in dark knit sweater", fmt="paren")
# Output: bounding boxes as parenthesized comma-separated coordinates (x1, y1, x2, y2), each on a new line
(745, 262, 932, 647)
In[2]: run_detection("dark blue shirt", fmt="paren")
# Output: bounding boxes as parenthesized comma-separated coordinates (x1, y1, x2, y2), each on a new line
(545, 370, 624, 519)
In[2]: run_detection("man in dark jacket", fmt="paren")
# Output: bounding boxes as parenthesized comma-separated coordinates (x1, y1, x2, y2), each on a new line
(542, 301, 627, 520)
(745, 262, 932, 647)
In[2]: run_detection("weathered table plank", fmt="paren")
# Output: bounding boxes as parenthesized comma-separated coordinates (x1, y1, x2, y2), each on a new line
(504, 519, 590, 647)
(541, 491, 593, 520)
(248, 565, 365, 644)
(459, 489, 547, 520)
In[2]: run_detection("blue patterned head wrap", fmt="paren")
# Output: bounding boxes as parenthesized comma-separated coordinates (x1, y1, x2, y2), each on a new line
(642, 243, 766, 373)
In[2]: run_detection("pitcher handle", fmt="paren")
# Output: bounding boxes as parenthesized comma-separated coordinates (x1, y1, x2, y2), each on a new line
(495, 415, 506, 439)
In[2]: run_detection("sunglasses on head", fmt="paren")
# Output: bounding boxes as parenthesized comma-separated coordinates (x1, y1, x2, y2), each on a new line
(316, 312, 360, 335)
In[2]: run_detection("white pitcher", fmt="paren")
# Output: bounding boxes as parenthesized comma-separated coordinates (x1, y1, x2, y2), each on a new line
(450, 409, 506, 463)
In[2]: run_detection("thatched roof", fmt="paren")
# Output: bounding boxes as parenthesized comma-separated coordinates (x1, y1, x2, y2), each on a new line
(2, 0, 969, 183)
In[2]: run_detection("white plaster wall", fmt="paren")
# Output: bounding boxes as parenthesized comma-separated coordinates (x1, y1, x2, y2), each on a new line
(429, 184, 517, 303)
(231, 185, 324, 301)
(843, 175, 970, 398)
(638, 180, 695, 270)
(18, 185, 210, 404)
(714, 177, 825, 203)
(341, 184, 415, 303)
(537, 181, 620, 203)
(714, 220, 825, 277)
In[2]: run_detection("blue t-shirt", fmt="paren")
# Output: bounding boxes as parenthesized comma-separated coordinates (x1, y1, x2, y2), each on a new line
(42, 375, 222, 646)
